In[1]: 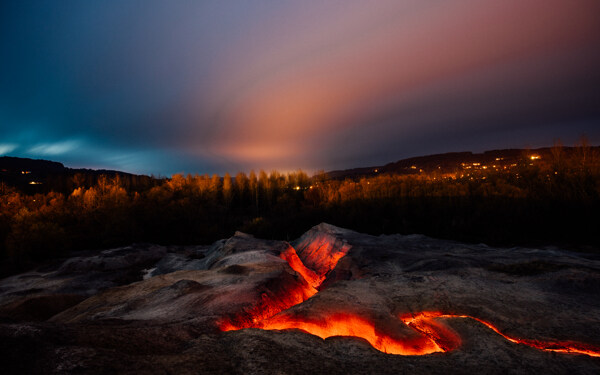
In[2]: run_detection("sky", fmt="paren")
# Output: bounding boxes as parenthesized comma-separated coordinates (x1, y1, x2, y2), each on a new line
(1, 0, 599, 176)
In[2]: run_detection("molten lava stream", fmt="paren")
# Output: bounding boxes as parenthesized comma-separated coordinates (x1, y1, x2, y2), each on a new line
(218, 245, 324, 331)
(400, 312, 600, 358)
(219, 238, 600, 358)
(219, 240, 461, 355)
(261, 313, 460, 355)
(219, 279, 317, 331)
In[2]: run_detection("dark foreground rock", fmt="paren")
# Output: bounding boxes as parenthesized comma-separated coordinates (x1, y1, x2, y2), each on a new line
(0, 223, 599, 374)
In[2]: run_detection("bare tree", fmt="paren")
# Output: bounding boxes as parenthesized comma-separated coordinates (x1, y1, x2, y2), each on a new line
(223, 173, 233, 207)
(551, 139, 564, 173)
(575, 135, 590, 172)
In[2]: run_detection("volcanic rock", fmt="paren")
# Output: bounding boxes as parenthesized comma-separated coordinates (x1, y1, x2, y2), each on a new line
(0, 224, 599, 374)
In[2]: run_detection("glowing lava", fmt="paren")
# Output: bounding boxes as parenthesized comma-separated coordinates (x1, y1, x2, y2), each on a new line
(279, 245, 321, 289)
(219, 234, 346, 331)
(292, 231, 351, 280)
(400, 312, 600, 358)
(261, 312, 460, 355)
(220, 235, 600, 358)
(218, 280, 315, 331)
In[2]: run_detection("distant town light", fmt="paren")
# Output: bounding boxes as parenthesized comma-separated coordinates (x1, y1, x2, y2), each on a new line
(29, 181, 42, 185)
(530, 155, 540, 160)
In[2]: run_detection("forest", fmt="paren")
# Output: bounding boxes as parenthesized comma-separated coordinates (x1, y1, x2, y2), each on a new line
(1, 142, 599, 277)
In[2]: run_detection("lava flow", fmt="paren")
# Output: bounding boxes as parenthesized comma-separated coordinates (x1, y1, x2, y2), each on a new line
(220, 234, 600, 358)
(261, 312, 460, 355)
(219, 232, 348, 331)
(401, 312, 600, 358)
(219, 234, 459, 355)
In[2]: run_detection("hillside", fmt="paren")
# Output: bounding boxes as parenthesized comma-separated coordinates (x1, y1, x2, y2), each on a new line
(0, 156, 157, 193)
(325, 146, 598, 180)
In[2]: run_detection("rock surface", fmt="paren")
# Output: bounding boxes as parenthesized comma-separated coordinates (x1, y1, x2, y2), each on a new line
(0, 223, 599, 374)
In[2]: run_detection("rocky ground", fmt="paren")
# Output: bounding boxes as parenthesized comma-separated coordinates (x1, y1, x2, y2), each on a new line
(1, 223, 599, 374)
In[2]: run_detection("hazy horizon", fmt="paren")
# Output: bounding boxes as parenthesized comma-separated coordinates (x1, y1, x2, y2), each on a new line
(2, 140, 596, 178)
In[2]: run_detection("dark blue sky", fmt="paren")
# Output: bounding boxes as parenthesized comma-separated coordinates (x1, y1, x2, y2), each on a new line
(1, 0, 599, 176)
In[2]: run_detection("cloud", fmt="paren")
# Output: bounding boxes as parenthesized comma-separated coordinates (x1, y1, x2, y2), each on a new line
(1, 0, 599, 175)
(27, 140, 82, 156)
(0, 143, 18, 155)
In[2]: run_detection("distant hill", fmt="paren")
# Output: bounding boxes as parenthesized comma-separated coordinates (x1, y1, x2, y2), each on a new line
(0, 156, 156, 193)
(325, 146, 597, 180)
(2, 145, 597, 191)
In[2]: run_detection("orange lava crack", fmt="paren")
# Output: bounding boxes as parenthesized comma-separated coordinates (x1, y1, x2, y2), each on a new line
(400, 312, 600, 357)
(259, 312, 459, 355)
(219, 237, 600, 357)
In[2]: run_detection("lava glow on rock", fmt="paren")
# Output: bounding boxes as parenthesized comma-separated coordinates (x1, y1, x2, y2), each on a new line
(259, 312, 458, 355)
(220, 234, 600, 357)
(279, 246, 321, 289)
(401, 312, 600, 358)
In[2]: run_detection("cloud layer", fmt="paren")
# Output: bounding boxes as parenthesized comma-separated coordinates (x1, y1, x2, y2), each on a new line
(1, 0, 599, 175)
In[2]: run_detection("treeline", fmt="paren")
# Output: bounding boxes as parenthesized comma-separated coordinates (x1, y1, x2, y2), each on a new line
(0, 155, 161, 195)
(1, 143, 599, 276)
